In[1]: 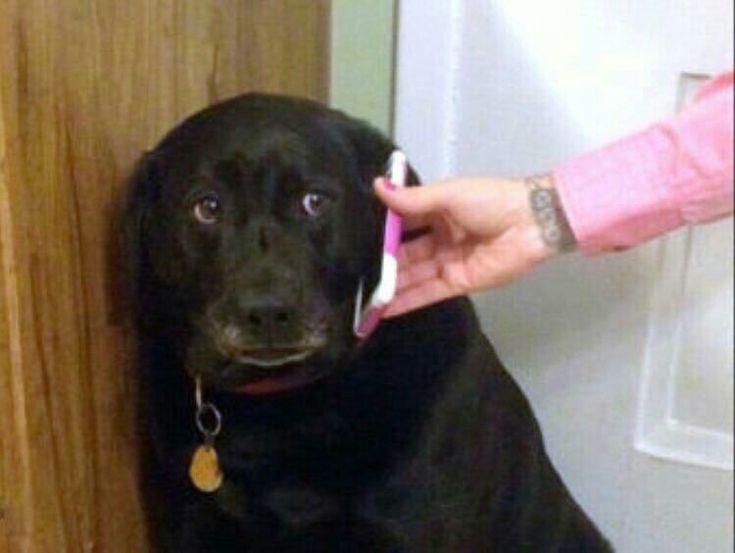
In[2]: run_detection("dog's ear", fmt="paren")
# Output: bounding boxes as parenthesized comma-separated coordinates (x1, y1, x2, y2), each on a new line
(121, 151, 164, 315)
(335, 113, 424, 291)
(336, 114, 432, 253)
(336, 114, 421, 189)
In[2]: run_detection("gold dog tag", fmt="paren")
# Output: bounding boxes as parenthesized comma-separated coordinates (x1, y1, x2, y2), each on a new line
(189, 445, 223, 493)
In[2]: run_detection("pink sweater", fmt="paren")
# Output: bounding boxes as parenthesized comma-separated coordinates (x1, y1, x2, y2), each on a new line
(553, 71, 734, 254)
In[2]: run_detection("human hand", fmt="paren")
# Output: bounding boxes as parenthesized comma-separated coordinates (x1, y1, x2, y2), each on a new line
(373, 175, 575, 317)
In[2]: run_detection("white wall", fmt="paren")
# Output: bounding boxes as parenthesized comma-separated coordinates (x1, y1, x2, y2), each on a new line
(395, 1, 733, 551)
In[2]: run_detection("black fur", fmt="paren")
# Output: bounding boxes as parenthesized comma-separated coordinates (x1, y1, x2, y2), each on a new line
(124, 94, 612, 552)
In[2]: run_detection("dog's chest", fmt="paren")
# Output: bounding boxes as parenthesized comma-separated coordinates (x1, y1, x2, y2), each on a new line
(207, 404, 416, 527)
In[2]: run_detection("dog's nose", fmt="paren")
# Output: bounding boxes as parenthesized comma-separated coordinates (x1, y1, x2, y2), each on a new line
(241, 300, 299, 344)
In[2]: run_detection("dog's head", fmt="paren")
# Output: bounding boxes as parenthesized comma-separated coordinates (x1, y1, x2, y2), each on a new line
(125, 94, 403, 394)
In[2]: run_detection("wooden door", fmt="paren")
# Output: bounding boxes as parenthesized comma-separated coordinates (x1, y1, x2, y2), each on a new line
(0, 2, 330, 551)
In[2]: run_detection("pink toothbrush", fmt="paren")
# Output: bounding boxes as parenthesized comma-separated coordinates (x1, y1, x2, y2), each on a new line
(353, 150, 408, 339)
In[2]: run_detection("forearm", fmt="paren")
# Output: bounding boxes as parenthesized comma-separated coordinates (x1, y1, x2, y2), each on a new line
(550, 71, 734, 254)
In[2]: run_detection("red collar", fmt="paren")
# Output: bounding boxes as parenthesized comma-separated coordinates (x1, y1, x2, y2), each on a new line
(236, 367, 322, 396)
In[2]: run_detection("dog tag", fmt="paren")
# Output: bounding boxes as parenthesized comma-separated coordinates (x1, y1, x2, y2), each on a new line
(189, 445, 223, 493)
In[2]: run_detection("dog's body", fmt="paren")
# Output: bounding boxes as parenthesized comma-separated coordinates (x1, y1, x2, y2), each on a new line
(125, 94, 611, 552)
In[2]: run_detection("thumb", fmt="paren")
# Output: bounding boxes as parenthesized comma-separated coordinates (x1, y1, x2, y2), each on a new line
(373, 178, 450, 217)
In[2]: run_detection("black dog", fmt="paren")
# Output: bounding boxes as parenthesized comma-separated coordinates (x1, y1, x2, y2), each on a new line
(124, 94, 612, 552)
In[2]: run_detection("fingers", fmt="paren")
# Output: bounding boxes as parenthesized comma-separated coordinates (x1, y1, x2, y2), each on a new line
(384, 279, 459, 318)
(394, 235, 444, 290)
(374, 178, 432, 230)
(386, 233, 457, 315)
(396, 256, 441, 291)
(372, 177, 467, 317)
(398, 234, 436, 265)
(373, 178, 451, 219)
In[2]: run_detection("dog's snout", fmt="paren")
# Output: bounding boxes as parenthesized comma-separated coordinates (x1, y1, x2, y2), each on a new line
(215, 298, 301, 350)
(218, 300, 301, 355)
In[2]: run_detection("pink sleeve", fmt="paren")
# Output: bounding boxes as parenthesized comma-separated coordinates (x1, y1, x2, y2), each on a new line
(552, 71, 734, 254)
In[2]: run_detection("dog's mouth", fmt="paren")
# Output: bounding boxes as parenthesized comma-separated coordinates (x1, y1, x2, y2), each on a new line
(198, 312, 345, 395)
(234, 348, 316, 369)
(223, 343, 329, 396)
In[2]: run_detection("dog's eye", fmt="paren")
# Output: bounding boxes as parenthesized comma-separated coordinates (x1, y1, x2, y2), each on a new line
(192, 194, 221, 224)
(301, 192, 331, 218)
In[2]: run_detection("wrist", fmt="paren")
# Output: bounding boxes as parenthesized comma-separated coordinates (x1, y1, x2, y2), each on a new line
(524, 174, 577, 255)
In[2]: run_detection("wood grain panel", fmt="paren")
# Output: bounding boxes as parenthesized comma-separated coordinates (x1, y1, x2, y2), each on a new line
(0, 1, 330, 552)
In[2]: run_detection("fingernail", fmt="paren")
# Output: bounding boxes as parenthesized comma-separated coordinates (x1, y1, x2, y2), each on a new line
(378, 177, 397, 191)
